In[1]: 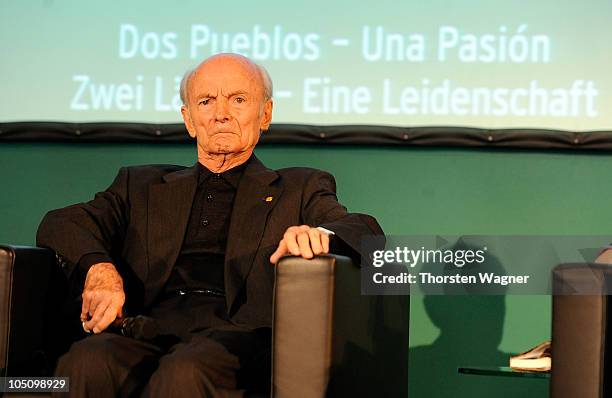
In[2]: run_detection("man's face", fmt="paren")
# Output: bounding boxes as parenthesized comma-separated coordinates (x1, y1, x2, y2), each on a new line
(181, 56, 273, 158)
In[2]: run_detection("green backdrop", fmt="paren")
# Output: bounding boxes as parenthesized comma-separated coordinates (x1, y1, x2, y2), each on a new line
(3, 142, 611, 396)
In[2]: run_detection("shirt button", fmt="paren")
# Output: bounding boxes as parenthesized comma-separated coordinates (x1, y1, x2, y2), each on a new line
(206, 194, 213, 202)
(201, 219, 209, 227)
(213, 174, 221, 181)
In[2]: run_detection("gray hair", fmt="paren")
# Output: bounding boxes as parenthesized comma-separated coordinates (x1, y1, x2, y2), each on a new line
(179, 60, 273, 106)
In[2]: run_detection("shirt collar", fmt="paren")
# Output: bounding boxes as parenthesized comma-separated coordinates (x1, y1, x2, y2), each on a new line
(197, 157, 251, 189)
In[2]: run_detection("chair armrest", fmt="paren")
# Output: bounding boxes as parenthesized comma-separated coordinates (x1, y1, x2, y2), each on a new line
(0, 245, 58, 376)
(551, 263, 612, 398)
(272, 254, 409, 398)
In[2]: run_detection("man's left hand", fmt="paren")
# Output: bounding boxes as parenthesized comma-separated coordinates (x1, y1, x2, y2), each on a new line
(269, 225, 331, 264)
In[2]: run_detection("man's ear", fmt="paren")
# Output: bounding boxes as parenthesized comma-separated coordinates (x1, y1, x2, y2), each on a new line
(259, 99, 273, 131)
(181, 105, 196, 138)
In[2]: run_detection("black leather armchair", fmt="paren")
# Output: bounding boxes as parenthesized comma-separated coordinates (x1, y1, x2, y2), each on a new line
(0, 245, 409, 397)
(551, 263, 612, 398)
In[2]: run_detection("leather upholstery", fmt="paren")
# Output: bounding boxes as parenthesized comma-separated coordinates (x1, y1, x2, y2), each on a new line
(273, 255, 409, 398)
(552, 263, 612, 398)
(0, 246, 409, 397)
(0, 245, 70, 378)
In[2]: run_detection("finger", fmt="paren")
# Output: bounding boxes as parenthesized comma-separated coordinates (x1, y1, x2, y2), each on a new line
(285, 230, 301, 256)
(88, 292, 103, 318)
(85, 294, 110, 330)
(95, 300, 121, 333)
(297, 231, 314, 259)
(321, 232, 330, 253)
(81, 292, 92, 321)
(85, 297, 111, 332)
(308, 228, 323, 255)
(270, 240, 288, 264)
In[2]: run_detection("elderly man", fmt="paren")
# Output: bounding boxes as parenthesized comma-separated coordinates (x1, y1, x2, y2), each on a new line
(37, 53, 382, 397)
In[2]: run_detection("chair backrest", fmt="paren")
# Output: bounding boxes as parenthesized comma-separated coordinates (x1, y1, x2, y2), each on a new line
(551, 263, 612, 398)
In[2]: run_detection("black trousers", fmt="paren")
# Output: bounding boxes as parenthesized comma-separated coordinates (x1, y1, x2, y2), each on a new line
(53, 294, 271, 398)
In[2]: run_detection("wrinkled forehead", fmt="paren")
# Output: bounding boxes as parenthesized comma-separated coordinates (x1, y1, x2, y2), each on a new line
(190, 57, 263, 97)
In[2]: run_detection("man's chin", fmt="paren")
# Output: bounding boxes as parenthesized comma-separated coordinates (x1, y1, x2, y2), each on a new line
(209, 138, 239, 154)
(214, 148, 233, 154)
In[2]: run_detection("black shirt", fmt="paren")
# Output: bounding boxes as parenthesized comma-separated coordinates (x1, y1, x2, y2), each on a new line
(163, 160, 249, 296)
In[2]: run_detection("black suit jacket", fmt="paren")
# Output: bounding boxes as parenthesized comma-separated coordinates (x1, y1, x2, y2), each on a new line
(37, 156, 382, 328)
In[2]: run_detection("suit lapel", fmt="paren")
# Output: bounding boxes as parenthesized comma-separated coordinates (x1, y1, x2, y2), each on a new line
(225, 156, 282, 313)
(146, 164, 198, 300)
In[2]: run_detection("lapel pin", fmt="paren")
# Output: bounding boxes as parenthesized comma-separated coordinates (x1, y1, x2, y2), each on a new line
(264, 196, 273, 202)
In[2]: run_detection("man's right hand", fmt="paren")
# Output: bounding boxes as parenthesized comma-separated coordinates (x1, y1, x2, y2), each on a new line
(81, 262, 125, 334)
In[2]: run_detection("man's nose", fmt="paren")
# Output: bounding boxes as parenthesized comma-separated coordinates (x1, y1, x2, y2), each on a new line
(215, 99, 230, 122)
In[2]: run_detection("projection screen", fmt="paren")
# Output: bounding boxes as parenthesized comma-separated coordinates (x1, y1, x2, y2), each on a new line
(1, 0, 610, 141)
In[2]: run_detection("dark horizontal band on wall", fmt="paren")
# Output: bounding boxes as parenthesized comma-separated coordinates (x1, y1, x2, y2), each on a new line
(1, 121, 612, 151)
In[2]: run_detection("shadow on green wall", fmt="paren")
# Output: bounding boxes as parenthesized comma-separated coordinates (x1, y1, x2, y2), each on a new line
(408, 242, 549, 398)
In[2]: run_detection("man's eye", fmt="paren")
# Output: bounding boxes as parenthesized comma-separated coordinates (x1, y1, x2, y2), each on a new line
(235, 97, 246, 104)
(199, 98, 210, 105)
